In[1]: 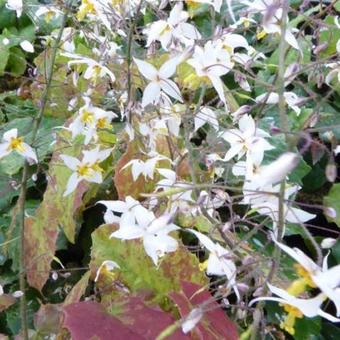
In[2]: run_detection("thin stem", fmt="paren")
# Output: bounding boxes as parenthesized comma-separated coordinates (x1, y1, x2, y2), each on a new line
(250, 2, 290, 339)
(16, 10, 68, 339)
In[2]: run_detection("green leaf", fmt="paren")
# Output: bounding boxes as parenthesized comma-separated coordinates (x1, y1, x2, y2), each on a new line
(90, 224, 207, 305)
(319, 16, 340, 58)
(324, 183, 340, 227)
(0, 117, 62, 175)
(0, 40, 10, 76)
(294, 316, 321, 340)
(7, 47, 27, 76)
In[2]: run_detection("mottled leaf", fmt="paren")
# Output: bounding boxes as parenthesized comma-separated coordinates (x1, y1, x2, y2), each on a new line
(24, 131, 89, 291)
(90, 224, 207, 305)
(114, 137, 171, 199)
(33, 304, 62, 336)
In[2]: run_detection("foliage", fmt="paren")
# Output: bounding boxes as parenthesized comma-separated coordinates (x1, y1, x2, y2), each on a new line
(0, 0, 340, 339)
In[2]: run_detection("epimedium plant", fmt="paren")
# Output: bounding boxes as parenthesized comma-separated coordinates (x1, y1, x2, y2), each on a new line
(1, 0, 340, 339)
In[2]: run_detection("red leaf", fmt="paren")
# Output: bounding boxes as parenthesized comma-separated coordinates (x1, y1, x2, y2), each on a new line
(63, 301, 142, 340)
(63, 299, 189, 340)
(170, 282, 238, 340)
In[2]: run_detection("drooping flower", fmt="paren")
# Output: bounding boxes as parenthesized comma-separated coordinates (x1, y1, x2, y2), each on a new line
(122, 152, 170, 181)
(256, 92, 305, 115)
(60, 146, 111, 196)
(110, 203, 180, 265)
(248, 152, 300, 188)
(145, 2, 201, 50)
(134, 57, 183, 107)
(241, 0, 300, 50)
(194, 107, 219, 132)
(242, 184, 316, 233)
(272, 236, 340, 317)
(188, 229, 239, 298)
(220, 114, 273, 173)
(250, 284, 340, 335)
(187, 41, 233, 103)
(94, 260, 120, 282)
(62, 52, 116, 84)
(0, 128, 37, 164)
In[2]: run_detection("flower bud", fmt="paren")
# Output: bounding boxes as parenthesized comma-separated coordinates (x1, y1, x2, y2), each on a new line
(321, 238, 337, 249)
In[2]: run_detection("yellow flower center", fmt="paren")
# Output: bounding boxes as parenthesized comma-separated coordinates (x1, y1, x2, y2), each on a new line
(45, 11, 55, 23)
(91, 65, 102, 83)
(241, 18, 251, 29)
(81, 110, 94, 124)
(91, 162, 103, 173)
(96, 118, 112, 129)
(185, 0, 201, 10)
(223, 45, 234, 55)
(294, 264, 316, 288)
(256, 30, 267, 40)
(160, 24, 172, 37)
(8, 137, 26, 152)
(77, 164, 92, 177)
(199, 259, 209, 272)
(286, 278, 307, 297)
(280, 305, 303, 335)
(77, 0, 96, 20)
(278, 263, 318, 335)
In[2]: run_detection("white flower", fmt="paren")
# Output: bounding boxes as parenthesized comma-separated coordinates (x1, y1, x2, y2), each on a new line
(249, 152, 300, 188)
(110, 206, 180, 266)
(62, 52, 116, 84)
(0, 128, 37, 164)
(189, 229, 239, 298)
(273, 236, 340, 317)
(325, 62, 340, 85)
(182, 308, 203, 334)
(6, 0, 23, 17)
(94, 260, 120, 282)
(321, 238, 337, 249)
(241, 0, 300, 50)
(134, 57, 183, 107)
(35, 6, 62, 22)
(221, 114, 273, 172)
(68, 98, 117, 145)
(20, 40, 34, 53)
(187, 41, 233, 104)
(250, 283, 340, 322)
(97, 196, 143, 225)
(242, 184, 315, 232)
(60, 146, 111, 196)
(12, 290, 24, 298)
(122, 152, 170, 181)
(256, 92, 304, 115)
(145, 3, 201, 50)
(194, 107, 219, 132)
(185, 0, 222, 12)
